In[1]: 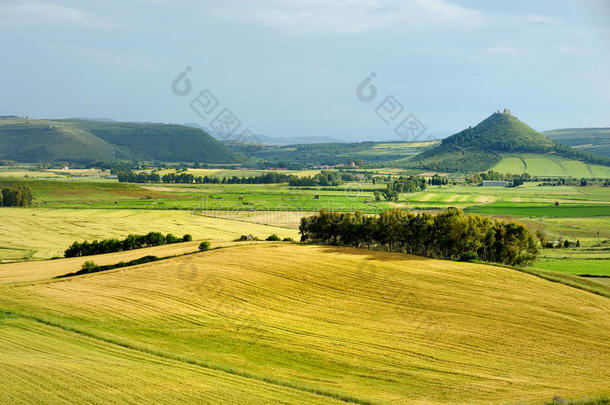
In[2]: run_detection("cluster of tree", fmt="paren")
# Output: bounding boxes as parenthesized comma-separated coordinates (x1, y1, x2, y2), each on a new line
(375, 176, 427, 201)
(117, 171, 161, 183)
(554, 143, 610, 167)
(538, 178, 610, 187)
(289, 171, 343, 186)
(388, 176, 427, 193)
(259, 161, 306, 170)
(415, 148, 502, 173)
(544, 239, 580, 249)
(0, 160, 17, 166)
(0, 186, 33, 207)
(466, 171, 530, 187)
(428, 175, 449, 185)
(64, 232, 193, 257)
(118, 170, 292, 185)
(299, 208, 539, 267)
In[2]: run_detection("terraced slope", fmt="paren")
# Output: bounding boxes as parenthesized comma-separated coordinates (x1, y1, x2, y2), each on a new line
(545, 128, 610, 158)
(1, 244, 609, 404)
(493, 153, 610, 177)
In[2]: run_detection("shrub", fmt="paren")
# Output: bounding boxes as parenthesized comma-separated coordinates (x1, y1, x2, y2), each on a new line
(81, 261, 98, 272)
(198, 241, 210, 251)
(182, 234, 193, 242)
(458, 251, 479, 262)
(266, 234, 281, 241)
(282, 237, 294, 242)
(146, 231, 165, 246)
(165, 233, 181, 244)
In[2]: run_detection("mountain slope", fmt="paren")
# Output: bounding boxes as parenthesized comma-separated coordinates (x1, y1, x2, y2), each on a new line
(545, 127, 610, 158)
(0, 118, 238, 163)
(412, 111, 610, 173)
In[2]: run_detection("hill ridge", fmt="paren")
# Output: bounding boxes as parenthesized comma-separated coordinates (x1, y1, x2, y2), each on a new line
(0, 118, 238, 164)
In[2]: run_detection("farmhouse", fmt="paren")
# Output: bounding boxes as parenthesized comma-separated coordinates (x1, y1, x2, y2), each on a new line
(481, 180, 513, 187)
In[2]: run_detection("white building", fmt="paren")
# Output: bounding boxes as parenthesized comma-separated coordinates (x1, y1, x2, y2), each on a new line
(481, 180, 512, 187)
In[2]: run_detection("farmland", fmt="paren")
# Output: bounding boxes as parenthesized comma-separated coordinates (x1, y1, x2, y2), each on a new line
(492, 154, 610, 177)
(0, 208, 299, 262)
(1, 244, 609, 404)
(1, 169, 609, 403)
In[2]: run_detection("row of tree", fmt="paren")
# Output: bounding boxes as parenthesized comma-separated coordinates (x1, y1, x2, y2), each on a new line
(289, 171, 344, 186)
(299, 208, 539, 267)
(64, 232, 192, 257)
(117, 171, 292, 184)
(428, 175, 450, 185)
(1, 186, 33, 207)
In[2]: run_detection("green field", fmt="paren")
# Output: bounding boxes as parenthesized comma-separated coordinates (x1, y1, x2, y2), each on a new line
(1, 168, 610, 403)
(532, 258, 610, 276)
(1, 244, 609, 404)
(493, 154, 610, 177)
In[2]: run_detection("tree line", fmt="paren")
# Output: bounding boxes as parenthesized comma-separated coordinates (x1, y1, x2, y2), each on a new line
(373, 176, 428, 201)
(118, 169, 368, 187)
(117, 170, 291, 184)
(299, 208, 539, 267)
(288, 171, 361, 187)
(1, 186, 33, 207)
(64, 232, 193, 257)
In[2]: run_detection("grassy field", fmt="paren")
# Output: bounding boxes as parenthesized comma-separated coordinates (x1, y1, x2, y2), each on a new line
(1, 244, 609, 404)
(532, 258, 610, 276)
(492, 154, 610, 177)
(6, 177, 610, 214)
(0, 208, 299, 262)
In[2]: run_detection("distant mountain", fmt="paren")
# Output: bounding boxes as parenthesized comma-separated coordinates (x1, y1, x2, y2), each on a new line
(544, 128, 610, 158)
(411, 110, 610, 172)
(254, 134, 345, 145)
(69, 117, 117, 122)
(0, 118, 239, 163)
(182, 123, 345, 145)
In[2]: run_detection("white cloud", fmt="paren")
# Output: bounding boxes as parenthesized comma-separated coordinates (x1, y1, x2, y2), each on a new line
(0, 0, 117, 29)
(213, 0, 484, 34)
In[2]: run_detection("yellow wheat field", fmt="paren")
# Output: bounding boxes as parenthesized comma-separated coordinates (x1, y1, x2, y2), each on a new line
(0, 208, 299, 262)
(1, 244, 608, 404)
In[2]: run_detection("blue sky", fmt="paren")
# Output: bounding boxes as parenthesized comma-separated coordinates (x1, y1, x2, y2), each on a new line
(1, 0, 609, 141)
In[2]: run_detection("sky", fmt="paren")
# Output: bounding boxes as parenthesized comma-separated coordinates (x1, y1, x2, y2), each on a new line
(1, 0, 609, 141)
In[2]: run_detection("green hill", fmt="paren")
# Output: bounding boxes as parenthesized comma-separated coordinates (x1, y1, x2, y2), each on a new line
(0, 118, 238, 164)
(412, 110, 610, 173)
(545, 128, 610, 158)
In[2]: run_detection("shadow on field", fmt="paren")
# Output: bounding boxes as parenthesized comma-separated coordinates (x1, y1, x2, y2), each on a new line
(316, 245, 433, 263)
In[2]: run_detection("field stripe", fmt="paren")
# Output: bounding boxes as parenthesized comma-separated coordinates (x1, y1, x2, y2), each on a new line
(0, 308, 374, 405)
